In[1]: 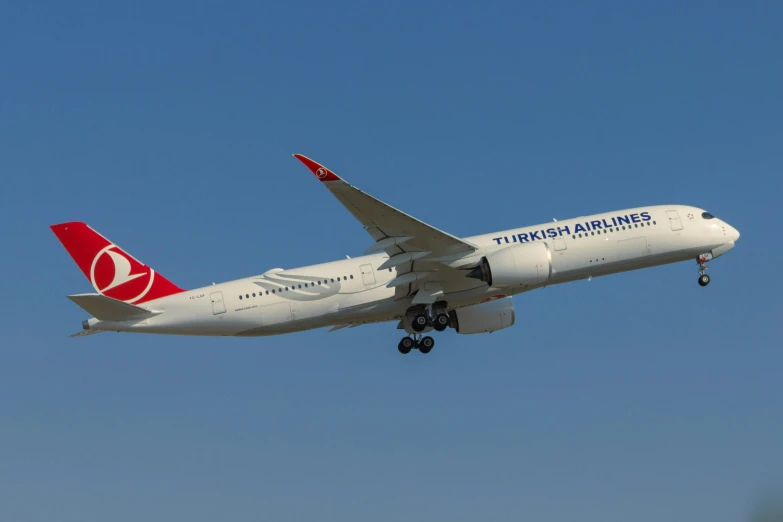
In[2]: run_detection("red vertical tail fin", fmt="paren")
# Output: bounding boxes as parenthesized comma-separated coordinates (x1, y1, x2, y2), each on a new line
(50, 222, 185, 304)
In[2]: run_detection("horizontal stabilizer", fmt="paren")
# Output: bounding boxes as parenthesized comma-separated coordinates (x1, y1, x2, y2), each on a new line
(67, 293, 160, 321)
(327, 325, 350, 332)
(70, 329, 104, 338)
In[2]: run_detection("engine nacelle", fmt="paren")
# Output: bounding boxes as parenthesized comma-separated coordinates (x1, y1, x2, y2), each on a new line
(467, 242, 552, 287)
(449, 297, 515, 334)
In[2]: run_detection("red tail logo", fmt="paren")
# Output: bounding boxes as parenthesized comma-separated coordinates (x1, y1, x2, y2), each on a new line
(51, 222, 184, 304)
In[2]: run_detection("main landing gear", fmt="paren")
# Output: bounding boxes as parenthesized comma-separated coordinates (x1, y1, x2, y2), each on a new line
(399, 304, 449, 354)
(398, 334, 435, 355)
(411, 312, 449, 332)
(697, 253, 713, 287)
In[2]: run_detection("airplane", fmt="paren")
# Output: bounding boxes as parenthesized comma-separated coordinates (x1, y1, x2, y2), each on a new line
(51, 154, 740, 354)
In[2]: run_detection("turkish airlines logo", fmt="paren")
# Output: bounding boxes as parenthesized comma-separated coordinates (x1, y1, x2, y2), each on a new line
(90, 245, 155, 303)
(315, 167, 328, 179)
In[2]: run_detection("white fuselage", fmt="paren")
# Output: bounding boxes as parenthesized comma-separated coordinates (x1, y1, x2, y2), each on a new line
(86, 205, 739, 336)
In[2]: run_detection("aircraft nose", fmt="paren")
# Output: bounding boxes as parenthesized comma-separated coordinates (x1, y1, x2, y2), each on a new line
(728, 224, 740, 241)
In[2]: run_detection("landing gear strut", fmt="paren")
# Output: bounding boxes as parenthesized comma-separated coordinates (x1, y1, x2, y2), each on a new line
(697, 253, 712, 287)
(397, 334, 435, 354)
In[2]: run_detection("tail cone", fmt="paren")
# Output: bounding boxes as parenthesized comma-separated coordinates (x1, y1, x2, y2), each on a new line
(465, 257, 492, 286)
(466, 266, 483, 280)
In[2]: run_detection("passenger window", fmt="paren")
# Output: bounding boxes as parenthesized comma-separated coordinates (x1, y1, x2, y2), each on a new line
(239, 295, 243, 300)
(252, 293, 256, 297)
(350, 275, 354, 279)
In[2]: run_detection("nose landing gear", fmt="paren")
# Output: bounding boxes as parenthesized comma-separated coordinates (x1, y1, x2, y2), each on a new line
(697, 253, 713, 286)
(397, 334, 435, 354)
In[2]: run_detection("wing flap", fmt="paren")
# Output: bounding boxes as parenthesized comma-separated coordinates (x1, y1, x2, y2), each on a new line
(67, 293, 160, 321)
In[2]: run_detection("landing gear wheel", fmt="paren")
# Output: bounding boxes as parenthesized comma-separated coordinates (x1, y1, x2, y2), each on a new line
(418, 336, 435, 354)
(398, 337, 414, 354)
(433, 313, 449, 332)
(698, 274, 711, 287)
(412, 314, 428, 332)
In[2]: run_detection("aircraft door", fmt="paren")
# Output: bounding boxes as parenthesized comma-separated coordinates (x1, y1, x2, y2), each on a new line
(553, 235, 567, 251)
(666, 210, 683, 231)
(210, 291, 226, 315)
(360, 263, 376, 286)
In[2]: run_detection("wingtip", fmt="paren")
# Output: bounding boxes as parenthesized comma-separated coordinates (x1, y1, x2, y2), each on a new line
(292, 154, 342, 182)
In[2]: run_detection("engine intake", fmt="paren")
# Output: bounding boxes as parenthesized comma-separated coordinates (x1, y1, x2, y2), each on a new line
(466, 242, 552, 287)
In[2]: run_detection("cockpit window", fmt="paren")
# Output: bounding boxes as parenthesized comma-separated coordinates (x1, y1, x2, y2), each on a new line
(702, 212, 715, 219)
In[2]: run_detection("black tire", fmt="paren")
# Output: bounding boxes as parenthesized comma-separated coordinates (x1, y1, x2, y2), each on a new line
(419, 336, 435, 354)
(433, 313, 449, 332)
(412, 314, 428, 332)
(398, 337, 413, 354)
(698, 274, 711, 287)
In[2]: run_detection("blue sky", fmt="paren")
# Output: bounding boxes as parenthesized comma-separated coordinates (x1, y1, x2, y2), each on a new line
(1, 1, 781, 520)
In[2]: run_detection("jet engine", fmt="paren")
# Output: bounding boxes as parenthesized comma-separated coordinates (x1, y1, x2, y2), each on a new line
(466, 242, 552, 287)
(448, 297, 515, 334)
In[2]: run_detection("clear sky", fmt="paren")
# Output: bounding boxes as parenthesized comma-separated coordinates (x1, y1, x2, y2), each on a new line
(1, 1, 781, 521)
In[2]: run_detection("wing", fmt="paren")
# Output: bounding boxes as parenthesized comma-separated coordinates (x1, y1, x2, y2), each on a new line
(293, 155, 477, 263)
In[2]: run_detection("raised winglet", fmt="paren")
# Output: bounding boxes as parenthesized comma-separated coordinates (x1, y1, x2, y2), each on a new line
(292, 154, 342, 182)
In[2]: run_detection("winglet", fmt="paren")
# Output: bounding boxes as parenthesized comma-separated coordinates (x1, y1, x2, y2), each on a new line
(292, 154, 342, 182)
